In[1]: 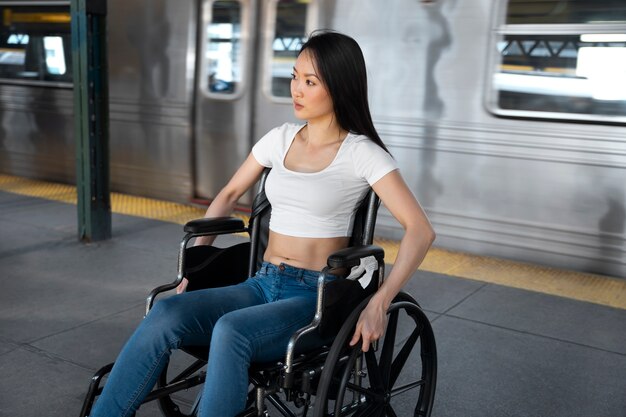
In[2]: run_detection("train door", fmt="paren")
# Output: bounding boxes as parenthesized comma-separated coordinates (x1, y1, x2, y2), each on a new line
(194, 0, 257, 203)
(252, 0, 318, 142)
(194, 0, 317, 204)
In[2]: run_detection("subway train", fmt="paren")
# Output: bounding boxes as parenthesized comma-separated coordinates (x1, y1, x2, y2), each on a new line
(0, 0, 625, 278)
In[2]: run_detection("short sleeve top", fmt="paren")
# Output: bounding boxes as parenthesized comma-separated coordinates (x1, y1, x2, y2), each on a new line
(252, 123, 397, 238)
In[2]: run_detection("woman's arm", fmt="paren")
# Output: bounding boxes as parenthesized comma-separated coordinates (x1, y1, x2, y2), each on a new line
(176, 153, 266, 293)
(194, 153, 266, 246)
(349, 170, 436, 351)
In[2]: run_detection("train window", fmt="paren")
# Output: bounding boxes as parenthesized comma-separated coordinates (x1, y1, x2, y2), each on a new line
(505, 0, 626, 24)
(488, 0, 626, 123)
(203, 0, 243, 96)
(270, 0, 309, 98)
(0, 5, 71, 86)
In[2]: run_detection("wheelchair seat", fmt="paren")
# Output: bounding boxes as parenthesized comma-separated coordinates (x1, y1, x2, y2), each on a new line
(80, 169, 437, 417)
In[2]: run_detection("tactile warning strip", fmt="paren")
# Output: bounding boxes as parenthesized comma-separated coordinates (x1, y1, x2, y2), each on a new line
(1, 174, 624, 310)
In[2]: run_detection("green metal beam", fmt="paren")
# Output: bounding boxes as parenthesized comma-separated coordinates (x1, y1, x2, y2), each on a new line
(71, 0, 111, 241)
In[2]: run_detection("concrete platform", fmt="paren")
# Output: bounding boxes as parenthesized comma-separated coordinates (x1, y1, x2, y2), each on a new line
(0, 190, 625, 417)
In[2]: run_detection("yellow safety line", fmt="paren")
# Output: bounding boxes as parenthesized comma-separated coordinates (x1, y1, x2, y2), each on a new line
(1, 174, 624, 310)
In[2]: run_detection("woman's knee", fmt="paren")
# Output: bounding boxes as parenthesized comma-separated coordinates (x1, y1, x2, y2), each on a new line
(211, 313, 254, 357)
(212, 313, 241, 340)
(145, 295, 189, 329)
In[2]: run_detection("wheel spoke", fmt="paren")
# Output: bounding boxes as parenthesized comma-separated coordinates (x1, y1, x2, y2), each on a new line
(389, 324, 420, 387)
(385, 405, 398, 417)
(345, 382, 381, 400)
(156, 358, 206, 417)
(389, 379, 425, 397)
(380, 309, 398, 387)
(168, 359, 206, 384)
(348, 402, 375, 417)
(364, 349, 384, 391)
(333, 397, 366, 417)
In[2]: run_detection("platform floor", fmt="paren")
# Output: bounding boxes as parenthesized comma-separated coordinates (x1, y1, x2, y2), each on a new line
(0, 178, 625, 417)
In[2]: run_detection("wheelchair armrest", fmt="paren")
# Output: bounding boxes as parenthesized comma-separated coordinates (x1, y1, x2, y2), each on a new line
(145, 217, 247, 316)
(283, 246, 385, 388)
(183, 217, 247, 235)
(327, 244, 385, 270)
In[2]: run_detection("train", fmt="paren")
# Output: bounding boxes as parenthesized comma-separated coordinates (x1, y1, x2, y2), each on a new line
(0, 0, 625, 278)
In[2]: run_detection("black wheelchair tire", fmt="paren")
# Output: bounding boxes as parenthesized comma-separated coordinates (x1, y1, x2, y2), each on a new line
(312, 292, 437, 417)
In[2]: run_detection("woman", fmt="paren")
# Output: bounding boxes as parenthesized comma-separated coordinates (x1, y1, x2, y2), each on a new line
(90, 30, 435, 417)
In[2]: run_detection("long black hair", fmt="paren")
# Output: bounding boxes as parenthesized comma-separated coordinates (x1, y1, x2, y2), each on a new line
(298, 30, 390, 153)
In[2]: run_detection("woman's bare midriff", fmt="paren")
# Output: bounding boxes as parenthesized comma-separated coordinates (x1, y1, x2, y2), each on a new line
(264, 230, 350, 271)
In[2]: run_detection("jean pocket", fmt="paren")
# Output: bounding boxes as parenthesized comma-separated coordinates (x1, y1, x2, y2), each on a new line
(253, 269, 262, 279)
(298, 274, 319, 290)
(301, 271, 339, 290)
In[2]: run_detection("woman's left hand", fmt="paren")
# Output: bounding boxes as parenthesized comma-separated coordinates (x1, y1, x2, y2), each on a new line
(349, 296, 389, 352)
(348, 169, 435, 352)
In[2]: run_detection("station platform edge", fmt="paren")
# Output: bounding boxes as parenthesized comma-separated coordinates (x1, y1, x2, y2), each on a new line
(1, 173, 624, 310)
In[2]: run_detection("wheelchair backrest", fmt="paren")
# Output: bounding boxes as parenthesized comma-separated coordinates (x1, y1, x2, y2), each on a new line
(246, 168, 381, 277)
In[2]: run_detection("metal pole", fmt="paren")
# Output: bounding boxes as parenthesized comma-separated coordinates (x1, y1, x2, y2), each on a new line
(71, 0, 111, 241)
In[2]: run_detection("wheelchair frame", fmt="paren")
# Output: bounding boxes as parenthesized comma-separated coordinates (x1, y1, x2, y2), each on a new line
(80, 170, 437, 417)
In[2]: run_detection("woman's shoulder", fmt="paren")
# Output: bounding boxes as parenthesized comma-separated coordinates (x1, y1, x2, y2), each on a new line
(253, 123, 303, 165)
(343, 133, 397, 181)
(344, 133, 388, 155)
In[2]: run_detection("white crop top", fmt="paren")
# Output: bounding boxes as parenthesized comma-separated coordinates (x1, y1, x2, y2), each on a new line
(251, 123, 398, 238)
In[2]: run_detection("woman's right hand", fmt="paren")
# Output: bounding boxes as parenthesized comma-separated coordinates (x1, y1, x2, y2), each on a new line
(176, 277, 189, 294)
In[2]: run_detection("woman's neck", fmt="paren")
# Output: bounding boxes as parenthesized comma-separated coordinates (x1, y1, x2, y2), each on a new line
(303, 118, 348, 146)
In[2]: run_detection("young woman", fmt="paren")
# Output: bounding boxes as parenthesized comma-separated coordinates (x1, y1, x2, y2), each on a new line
(90, 30, 435, 417)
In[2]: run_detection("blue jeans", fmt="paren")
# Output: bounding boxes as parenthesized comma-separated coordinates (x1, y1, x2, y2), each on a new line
(90, 262, 334, 417)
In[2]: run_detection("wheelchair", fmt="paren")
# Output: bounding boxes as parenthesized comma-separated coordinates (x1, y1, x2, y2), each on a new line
(80, 169, 437, 417)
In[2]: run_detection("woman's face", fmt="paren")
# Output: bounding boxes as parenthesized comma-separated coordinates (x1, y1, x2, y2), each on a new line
(291, 50, 335, 122)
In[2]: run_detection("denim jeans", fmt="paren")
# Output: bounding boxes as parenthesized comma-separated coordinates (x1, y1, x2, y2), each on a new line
(90, 262, 333, 417)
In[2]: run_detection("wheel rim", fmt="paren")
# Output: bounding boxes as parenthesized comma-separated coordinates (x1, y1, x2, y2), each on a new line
(314, 293, 437, 417)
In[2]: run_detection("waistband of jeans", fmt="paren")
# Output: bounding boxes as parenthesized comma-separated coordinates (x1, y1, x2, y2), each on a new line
(260, 261, 334, 280)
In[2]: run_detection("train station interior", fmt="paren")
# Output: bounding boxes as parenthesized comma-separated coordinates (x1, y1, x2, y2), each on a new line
(1, 0, 625, 416)
(1, 176, 624, 417)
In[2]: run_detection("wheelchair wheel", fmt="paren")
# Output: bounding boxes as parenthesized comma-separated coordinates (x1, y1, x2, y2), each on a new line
(313, 292, 437, 417)
(157, 351, 207, 417)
